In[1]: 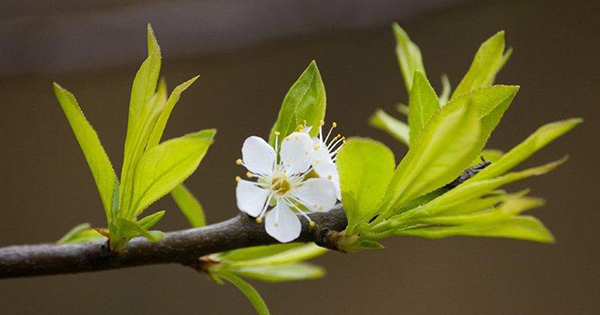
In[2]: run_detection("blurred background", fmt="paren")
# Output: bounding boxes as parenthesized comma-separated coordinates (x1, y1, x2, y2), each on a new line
(0, 0, 598, 314)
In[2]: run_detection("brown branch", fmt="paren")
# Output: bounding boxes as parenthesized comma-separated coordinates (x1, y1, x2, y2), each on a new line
(0, 206, 347, 279)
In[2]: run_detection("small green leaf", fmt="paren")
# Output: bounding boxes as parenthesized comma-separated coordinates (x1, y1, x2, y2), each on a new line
(171, 184, 206, 228)
(383, 101, 481, 214)
(230, 263, 325, 283)
(58, 223, 106, 244)
(217, 271, 271, 315)
(110, 218, 164, 251)
(127, 24, 162, 140)
(451, 31, 506, 100)
(473, 119, 582, 180)
(337, 138, 395, 234)
(129, 130, 215, 216)
(53, 83, 118, 222)
(392, 23, 426, 93)
(396, 103, 409, 116)
(146, 75, 200, 149)
(227, 244, 327, 268)
(369, 109, 410, 146)
(217, 244, 302, 262)
(357, 239, 385, 250)
(408, 71, 439, 145)
(439, 74, 452, 106)
(138, 210, 166, 230)
(268, 61, 326, 146)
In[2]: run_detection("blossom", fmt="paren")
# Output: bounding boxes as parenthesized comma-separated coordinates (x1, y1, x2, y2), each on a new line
(303, 122, 344, 200)
(235, 132, 337, 242)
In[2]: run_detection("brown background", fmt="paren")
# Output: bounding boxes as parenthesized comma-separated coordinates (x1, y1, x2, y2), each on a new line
(1, 0, 598, 314)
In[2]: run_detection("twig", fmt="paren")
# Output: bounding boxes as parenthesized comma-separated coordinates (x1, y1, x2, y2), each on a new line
(0, 206, 347, 279)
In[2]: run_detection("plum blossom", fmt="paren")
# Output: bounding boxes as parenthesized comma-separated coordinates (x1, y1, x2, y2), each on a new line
(235, 131, 338, 242)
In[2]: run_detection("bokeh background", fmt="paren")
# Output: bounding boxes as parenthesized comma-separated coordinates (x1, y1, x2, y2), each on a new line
(1, 0, 598, 314)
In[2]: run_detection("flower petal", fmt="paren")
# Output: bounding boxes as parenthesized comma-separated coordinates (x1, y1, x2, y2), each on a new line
(292, 178, 337, 212)
(242, 136, 276, 176)
(280, 132, 314, 175)
(265, 202, 301, 243)
(236, 180, 270, 217)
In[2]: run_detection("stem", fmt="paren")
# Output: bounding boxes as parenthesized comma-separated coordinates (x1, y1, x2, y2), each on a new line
(0, 206, 347, 279)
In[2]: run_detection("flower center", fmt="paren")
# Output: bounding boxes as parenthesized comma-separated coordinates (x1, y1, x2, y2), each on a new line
(271, 176, 292, 196)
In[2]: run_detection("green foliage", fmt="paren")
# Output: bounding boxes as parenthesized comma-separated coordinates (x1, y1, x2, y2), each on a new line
(57, 223, 106, 244)
(339, 24, 580, 252)
(171, 184, 207, 228)
(393, 23, 426, 93)
(54, 24, 214, 251)
(408, 71, 439, 145)
(268, 61, 326, 146)
(337, 138, 395, 235)
(369, 109, 410, 145)
(209, 244, 327, 314)
(53, 84, 118, 222)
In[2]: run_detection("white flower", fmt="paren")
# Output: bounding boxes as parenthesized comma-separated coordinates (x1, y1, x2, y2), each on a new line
(303, 122, 344, 200)
(235, 132, 337, 243)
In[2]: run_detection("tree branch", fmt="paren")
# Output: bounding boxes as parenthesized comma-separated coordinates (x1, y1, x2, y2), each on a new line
(0, 206, 347, 279)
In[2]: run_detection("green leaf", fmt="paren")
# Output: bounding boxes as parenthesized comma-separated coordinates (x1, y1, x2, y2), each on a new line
(120, 79, 168, 216)
(171, 184, 206, 228)
(217, 244, 303, 262)
(383, 101, 482, 214)
(396, 197, 554, 243)
(230, 263, 325, 283)
(53, 83, 118, 222)
(473, 119, 582, 180)
(408, 71, 440, 145)
(127, 24, 162, 141)
(268, 61, 326, 146)
(146, 76, 200, 149)
(128, 129, 215, 216)
(337, 138, 395, 234)
(439, 74, 452, 106)
(57, 223, 106, 244)
(217, 271, 271, 315)
(109, 218, 164, 251)
(138, 210, 166, 230)
(392, 23, 426, 93)
(451, 31, 506, 100)
(422, 158, 567, 215)
(369, 109, 410, 146)
(227, 244, 327, 268)
(396, 103, 409, 116)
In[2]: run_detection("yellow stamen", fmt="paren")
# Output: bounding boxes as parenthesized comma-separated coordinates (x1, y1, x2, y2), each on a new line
(332, 122, 337, 128)
(256, 217, 263, 224)
(235, 176, 241, 183)
(235, 158, 243, 165)
(246, 172, 253, 178)
(309, 221, 316, 228)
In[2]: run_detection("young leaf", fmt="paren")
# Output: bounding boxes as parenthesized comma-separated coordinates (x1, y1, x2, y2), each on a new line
(369, 109, 410, 146)
(392, 23, 426, 93)
(227, 244, 327, 268)
(138, 210, 166, 230)
(268, 61, 326, 146)
(127, 24, 162, 141)
(217, 244, 303, 262)
(171, 184, 206, 228)
(128, 129, 215, 216)
(439, 74, 452, 106)
(408, 71, 439, 145)
(337, 138, 395, 234)
(217, 271, 271, 315)
(230, 263, 325, 283)
(57, 223, 106, 244)
(383, 102, 482, 214)
(53, 83, 118, 222)
(451, 31, 506, 100)
(473, 118, 582, 180)
(146, 76, 200, 149)
(109, 218, 164, 251)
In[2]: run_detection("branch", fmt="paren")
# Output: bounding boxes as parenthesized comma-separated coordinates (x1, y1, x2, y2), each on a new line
(0, 206, 347, 279)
